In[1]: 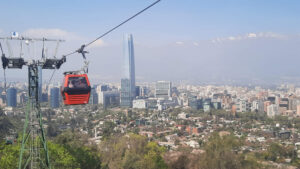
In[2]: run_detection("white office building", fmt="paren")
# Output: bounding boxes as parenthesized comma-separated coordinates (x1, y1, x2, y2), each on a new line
(236, 99, 248, 113)
(133, 99, 147, 109)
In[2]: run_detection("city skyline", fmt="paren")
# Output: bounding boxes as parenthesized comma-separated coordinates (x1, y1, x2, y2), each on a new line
(0, 1, 300, 83)
(2, 1, 300, 168)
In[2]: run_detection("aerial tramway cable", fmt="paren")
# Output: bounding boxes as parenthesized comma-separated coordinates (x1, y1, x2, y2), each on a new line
(0, 1, 161, 167)
(47, 0, 161, 87)
(63, 0, 161, 58)
(47, 0, 161, 105)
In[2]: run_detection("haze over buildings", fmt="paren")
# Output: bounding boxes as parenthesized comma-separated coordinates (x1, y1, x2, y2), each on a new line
(0, 1, 300, 84)
(2, 1, 300, 168)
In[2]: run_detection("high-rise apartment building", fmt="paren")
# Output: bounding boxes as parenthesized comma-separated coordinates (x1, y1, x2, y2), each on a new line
(267, 104, 280, 117)
(89, 86, 98, 105)
(99, 85, 108, 92)
(17, 92, 27, 105)
(41, 93, 48, 102)
(251, 100, 264, 113)
(120, 34, 136, 107)
(100, 91, 120, 109)
(135, 86, 140, 97)
(97, 85, 108, 104)
(236, 99, 248, 113)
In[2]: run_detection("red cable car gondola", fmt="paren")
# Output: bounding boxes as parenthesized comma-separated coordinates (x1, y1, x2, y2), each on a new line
(61, 72, 91, 105)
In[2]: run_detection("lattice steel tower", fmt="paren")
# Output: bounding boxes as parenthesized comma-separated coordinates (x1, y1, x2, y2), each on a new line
(0, 1, 161, 168)
(1, 37, 65, 169)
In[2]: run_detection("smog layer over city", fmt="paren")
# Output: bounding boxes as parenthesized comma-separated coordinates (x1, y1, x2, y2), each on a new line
(1, 1, 300, 169)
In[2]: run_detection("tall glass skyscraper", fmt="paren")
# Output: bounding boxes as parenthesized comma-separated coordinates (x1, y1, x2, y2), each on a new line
(50, 87, 59, 108)
(120, 34, 136, 107)
(7, 88, 17, 107)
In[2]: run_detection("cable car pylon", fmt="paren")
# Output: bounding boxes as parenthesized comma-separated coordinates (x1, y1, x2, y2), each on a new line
(1, 36, 65, 169)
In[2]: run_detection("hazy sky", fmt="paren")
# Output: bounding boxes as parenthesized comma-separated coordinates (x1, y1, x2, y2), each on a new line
(0, 0, 300, 84)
